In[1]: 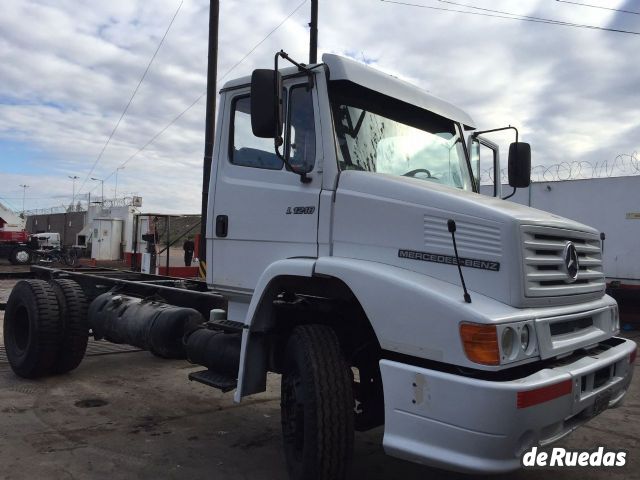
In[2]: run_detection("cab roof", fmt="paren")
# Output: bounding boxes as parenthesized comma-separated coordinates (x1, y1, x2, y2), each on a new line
(221, 53, 476, 128)
(322, 54, 475, 128)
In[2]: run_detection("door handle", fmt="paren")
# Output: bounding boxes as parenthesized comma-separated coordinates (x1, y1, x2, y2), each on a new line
(216, 215, 228, 237)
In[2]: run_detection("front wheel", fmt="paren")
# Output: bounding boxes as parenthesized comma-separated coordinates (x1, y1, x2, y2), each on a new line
(281, 324, 354, 480)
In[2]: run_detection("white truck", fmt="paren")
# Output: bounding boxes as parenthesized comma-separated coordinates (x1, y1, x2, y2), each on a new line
(3, 53, 636, 479)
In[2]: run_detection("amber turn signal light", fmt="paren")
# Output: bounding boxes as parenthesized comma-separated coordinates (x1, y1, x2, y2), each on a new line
(460, 323, 500, 366)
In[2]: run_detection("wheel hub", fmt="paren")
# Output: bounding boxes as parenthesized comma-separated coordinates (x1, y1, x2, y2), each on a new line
(15, 251, 29, 263)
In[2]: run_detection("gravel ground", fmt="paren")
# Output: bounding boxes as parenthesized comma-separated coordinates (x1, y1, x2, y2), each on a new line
(0, 276, 638, 480)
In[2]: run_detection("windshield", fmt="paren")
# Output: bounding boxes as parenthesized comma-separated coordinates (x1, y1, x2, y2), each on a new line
(330, 81, 473, 191)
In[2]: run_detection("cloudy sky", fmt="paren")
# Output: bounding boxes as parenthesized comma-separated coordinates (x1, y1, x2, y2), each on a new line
(1, 0, 638, 213)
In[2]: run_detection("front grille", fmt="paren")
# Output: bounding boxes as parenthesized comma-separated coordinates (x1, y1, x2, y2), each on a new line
(521, 225, 605, 298)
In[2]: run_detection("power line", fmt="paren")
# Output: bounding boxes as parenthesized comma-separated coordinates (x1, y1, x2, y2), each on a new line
(380, 0, 640, 35)
(81, 92, 205, 196)
(437, 0, 640, 33)
(556, 0, 640, 16)
(84, 0, 308, 197)
(437, 0, 636, 30)
(217, 0, 308, 83)
(118, 92, 205, 171)
(78, 0, 184, 193)
(438, 0, 639, 30)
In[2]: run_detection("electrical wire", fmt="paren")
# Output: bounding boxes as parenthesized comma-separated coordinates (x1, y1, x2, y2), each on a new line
(438, 0, 639, 30)
(380, 0, 640, 35)
(78, 0, 184, 193)
(84, 0, 309, 197)
(217, 0, 308, 84)
(437, 0, 640, 32)
(117, 92, 205, 172)
(556, 0, 640, 16)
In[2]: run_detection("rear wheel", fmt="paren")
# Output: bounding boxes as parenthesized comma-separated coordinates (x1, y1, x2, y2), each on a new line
(3, 280, 62, 378)
(9, 247, 32, 265)
(281, 324, 354, 480)
(50, 279, 89, 373)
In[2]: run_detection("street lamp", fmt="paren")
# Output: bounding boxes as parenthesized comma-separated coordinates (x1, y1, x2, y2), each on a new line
(18, 184, 30, 216)
(91, 177, 104, 205)
(68, 175, 79, 209)
(114, 166, 125, 199)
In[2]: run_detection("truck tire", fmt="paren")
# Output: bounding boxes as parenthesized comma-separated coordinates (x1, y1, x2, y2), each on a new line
(9, 247, 32, 265)
(3, 280, 62, 378)
(281, 324, 354, 480)
(50, 279, 89, 374)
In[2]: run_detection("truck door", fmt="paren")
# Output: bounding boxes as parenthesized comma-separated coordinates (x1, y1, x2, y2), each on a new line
(210, 80, 321, 293)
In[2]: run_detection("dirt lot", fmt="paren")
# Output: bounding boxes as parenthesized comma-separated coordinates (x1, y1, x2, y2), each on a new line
(0, 272, 638, 480)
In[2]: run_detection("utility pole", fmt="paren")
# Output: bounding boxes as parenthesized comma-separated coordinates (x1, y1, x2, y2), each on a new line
(199, 0, 219, 279)
(91, 177, 105, 205)
(68, 175, 79, 208)
(19, 184, 29, 216)
(309, 0, 318, 63)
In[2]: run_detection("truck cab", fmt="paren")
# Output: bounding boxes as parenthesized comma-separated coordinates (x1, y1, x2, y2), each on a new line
(206, 54, 636, 474)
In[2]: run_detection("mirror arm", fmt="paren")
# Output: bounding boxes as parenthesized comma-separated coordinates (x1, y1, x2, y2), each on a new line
(472, 125, 519, 143)
(272, 50, 313, 184)
(275, 50, 315, 88)
(473, 125, 526, 194)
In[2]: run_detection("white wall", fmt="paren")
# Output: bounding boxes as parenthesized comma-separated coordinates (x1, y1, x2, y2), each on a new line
(87, 205, 138, 254)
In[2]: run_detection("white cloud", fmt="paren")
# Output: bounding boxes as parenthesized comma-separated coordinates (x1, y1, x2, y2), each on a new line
(1, 0, 638, 213)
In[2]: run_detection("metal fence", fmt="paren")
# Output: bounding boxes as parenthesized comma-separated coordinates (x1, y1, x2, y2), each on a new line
(480, 152, 640, 184)
(24, 196, 141, 216)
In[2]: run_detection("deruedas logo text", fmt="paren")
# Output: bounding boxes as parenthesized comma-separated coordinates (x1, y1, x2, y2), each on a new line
(522, 447, 626, 468)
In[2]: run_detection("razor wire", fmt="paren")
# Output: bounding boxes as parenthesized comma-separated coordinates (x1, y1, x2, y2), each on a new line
(23, 196, 140, 216)
(479, 152, 640, 184)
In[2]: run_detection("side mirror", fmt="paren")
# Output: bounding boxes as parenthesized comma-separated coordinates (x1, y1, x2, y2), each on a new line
(250, 69, 283, 138)
(508, 142, 531, 188)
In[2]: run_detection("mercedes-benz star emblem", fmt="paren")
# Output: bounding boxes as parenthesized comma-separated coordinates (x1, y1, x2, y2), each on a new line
(563, 242, 579, 283)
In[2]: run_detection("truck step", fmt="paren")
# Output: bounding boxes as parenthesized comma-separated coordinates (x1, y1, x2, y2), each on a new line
(206, 318, 245, 333)
(188, 369, 237, 393)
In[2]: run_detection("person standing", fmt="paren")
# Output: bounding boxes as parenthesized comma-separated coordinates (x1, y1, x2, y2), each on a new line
(183, 237, 195, 267)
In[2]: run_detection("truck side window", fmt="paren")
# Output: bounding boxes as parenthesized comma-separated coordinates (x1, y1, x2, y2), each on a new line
(286, 86, 316, 172)
(230, 96, 283, 170)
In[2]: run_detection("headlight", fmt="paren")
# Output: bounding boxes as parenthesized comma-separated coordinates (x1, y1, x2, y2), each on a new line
(460, 321, 539, 366)
(501, 327, 516, 360)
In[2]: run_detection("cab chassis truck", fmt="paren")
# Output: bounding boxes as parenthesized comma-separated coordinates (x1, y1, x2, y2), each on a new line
(3, 53, 637, 479)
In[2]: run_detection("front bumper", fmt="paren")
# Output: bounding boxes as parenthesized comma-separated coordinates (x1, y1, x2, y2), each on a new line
(380, 337, 636, 474)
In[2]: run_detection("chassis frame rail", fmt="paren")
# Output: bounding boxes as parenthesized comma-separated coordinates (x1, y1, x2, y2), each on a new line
(28, 265, 226, 318)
